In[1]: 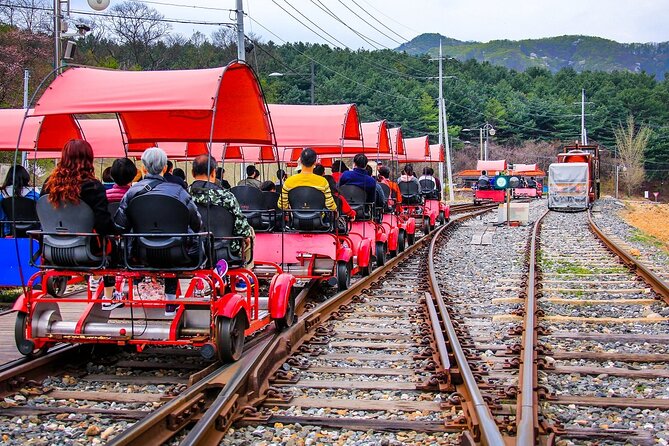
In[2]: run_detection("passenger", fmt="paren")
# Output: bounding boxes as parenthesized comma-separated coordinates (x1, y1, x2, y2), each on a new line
(106, 158, 138, 203)
(101, 167, 114, 190)
(331, 160, 348, 183)
(364, 164, 387, 209)
(115, 147, 202, 316)
(237, 165, 262, 188)
(216, 167, 231, 190)
(279, 147, 337, 212)
(339, 154, 385, 209)
(0, 165, 40, 236)
(172, 167, 186, 183)
(42, 140, 119, 309)
(164, 160, 188, 190)
(478, 170, 490, 190)
(378, 166, 402, 205)
(527, 176, 537, 188)
(313, 164, 325, 176)
(275, 169, 287, 189)
(419, 167, 441, 198)
(260, 180, 276, 192)
(189, 155, 254, 267)
(398, 164, 419, 185)
(325, 175, 355, 219)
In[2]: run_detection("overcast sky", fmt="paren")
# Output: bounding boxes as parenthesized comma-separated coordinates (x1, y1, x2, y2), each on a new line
(72, 0, 669, 47)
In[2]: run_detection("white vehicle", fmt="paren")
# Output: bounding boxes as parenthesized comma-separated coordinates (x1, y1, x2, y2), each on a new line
(548, 162, 590, 211)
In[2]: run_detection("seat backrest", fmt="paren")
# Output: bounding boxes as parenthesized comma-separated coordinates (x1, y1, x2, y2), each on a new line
(263, 191, 280, 210)
(231, 185, 268, 230)
(126, 194, 194, 268)
(399, 181, 419, 196)
(287, 186, 331, 231)
(36, 195, 101, 267)
(477, 178, 490, 189)
(339, 184, 371, 220)
(262, 190, 282, 231)
(419, 179, 439, 199)
(197, 203, 242, 266)
(2, 196, 39, 237)
(379, 183, 391, 199)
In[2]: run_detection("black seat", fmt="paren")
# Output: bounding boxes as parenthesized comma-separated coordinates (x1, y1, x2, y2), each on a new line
(287, 186, 332, 231)
(231, 186, 270, 231)
(262, 191, 282, 230)
(378, 183, 393, 212)
(2, 196, 39, 238)
(197, 204, 245, 268)
(477, 178, 490, 190)
(399, 181, 421, 205)
(419, 179, 439, 200)
(125, 195, 201, 269)
(339, 185, 372, 220)
(36, 195, 103, 268)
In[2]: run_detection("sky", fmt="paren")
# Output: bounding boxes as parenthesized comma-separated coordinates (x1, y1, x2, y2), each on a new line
(70, 0, 669, 47)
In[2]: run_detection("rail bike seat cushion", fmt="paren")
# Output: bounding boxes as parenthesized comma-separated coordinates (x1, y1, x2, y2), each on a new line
(262, 191, 282, 231)
(126, 195, 200, 269)
(339, 185, 372, 221)
(231, 186, 270, 231)
(196, 204, 245, 268)
(2, 196, 40, 238)
(287, 186, 332, 231)
(36, 195, 102, 267)
(419, 179, 439, 200)
(399, 181, 421, 205)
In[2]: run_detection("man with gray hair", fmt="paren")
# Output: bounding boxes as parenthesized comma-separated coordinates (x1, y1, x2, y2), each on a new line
(114, 147, 202, 316)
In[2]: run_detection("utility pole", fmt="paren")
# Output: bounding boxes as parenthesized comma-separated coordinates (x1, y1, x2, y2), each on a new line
(479, 128, 484, 160)
(236, 0, 245, 62)
(435, 40, 445, 194)
(310, 61, 315, 104)
(22, 70, 30, 166)
(443, 109, 455, 202)
(53, 0, 61, 70)
(580, 89, 588, 145)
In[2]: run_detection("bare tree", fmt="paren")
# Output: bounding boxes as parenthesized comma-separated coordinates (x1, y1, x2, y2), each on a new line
(615, 115, 650, 196)
(106, 1, 171, 68)
(1, 0, 51, 33)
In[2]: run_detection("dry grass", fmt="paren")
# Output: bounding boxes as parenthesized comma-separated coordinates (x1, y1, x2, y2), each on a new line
(620, 201, 669, 253)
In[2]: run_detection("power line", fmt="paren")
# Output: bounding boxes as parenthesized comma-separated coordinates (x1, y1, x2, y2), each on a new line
(347, 0, 410, 43)
(135, 0, 234, 13)
(335, 0, 404, 46)
(309, 0, 384, 49)
(270, 0, 347, 48)
(356, 0, 422, 36)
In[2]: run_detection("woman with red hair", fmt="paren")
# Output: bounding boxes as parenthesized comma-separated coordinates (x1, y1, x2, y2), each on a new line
(43, 139, 121, 310)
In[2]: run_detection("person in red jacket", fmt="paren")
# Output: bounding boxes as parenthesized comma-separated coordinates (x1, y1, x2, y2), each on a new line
(106, 158, 138, 203)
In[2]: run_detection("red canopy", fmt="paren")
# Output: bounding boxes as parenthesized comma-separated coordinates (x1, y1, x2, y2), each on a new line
(0, 109, 81, 151)
(30, 62, 272, 148)
(403, 136, 430, 162)
(428, 143, 444, 162)
(340, 120, 390, 154)
(476, 159, 507, 172)
(388, 127, 405, 156)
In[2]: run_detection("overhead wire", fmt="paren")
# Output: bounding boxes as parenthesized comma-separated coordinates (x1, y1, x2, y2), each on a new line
(346, 0, 411, 43)
(335, 0, 404, 46)
(309, 0, 384, 49)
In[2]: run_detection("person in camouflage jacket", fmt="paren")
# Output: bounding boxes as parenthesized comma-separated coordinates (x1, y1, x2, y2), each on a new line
(189, 155, 254, 264)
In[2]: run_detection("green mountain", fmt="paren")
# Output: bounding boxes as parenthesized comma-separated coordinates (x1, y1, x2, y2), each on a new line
(397, 34, 669, 78)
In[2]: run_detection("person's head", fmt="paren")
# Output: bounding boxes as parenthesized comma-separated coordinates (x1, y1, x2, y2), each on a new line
(215, 167, 223, 181)
(110, 158, 138, 187)
(353, 153, 368, 169)
(530, 176, 535, 180)
(102, 167, 113, 183)
(260, 180, 276, 192)
(331, 160, 348, 173)
(2, 165, 30, 195)
(403, 164, 414, 175)
(245, 165, 256, 178)
(423, 166, 434, 176)
(141, 147, 168, 176)
(324, 174, 338, 194)
(276, 169, 287, 181)
(364, 165, 373, 176)
(313, 164, 325, 176)
(254, 168, 261, 179)
(378, 166, 390, 179)
(166, 160, 174, 173)
(173, 168, 186, 181)
(192, 154, 217, 181)
(300, 148, 317, 168)
(47, 139, 96, 205)
(481, 170, 488, 176)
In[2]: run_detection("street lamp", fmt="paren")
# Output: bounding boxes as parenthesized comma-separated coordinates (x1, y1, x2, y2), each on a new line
(615, 164, 627, 199)
(462, 123, 495, 160)
(268, 61, 316, 105)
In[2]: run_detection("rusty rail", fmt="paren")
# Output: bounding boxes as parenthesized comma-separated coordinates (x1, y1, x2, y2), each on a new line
(427, 216, 506, 446)
(588, 210, 669, 303)
(516, 209, 548, 445)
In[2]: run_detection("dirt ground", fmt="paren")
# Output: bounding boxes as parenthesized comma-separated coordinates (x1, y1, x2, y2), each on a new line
(620, 201, 669, 252)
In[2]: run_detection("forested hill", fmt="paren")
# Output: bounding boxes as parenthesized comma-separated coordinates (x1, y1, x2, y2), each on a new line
(397, 34, 669, 79)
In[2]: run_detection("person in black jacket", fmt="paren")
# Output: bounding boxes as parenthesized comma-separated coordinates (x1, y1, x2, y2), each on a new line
(164, 160, 188, 190)
(42, 139, 121, 310)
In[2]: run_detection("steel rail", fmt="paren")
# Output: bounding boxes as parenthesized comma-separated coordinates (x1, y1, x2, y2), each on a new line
(588, 210, 669, 303)
(516, 209, 548, 444)
(426, 210, 506, 446)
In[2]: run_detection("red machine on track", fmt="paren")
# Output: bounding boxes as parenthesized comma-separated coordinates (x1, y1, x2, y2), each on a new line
(472, 160, 508, 205)
(13, 62, 297, 362)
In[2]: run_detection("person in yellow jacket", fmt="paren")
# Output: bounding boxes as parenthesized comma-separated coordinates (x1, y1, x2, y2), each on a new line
(279, 147, 337, 211)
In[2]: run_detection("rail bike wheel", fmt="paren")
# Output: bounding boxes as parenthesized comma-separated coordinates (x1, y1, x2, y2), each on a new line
(275, 293, 296, 331)
(422, 218, 430, 234)
(438, 211, 446, 225)
(15, 312, 49, 358)
(375, 242, 386, 268)
(216, 313, 246, 363)
(46, 275, 69, 298)
(397, 230, 406, 252)
(336, 261, 351, 291)
(407, 231, 415, 246)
